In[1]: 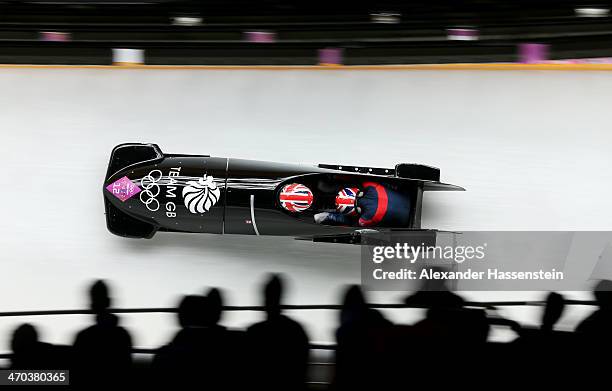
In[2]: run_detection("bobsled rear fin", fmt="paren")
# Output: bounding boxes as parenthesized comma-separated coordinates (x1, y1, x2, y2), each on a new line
(104, 197, 158, 239)
(395, 164, 440, 181)
(105, 143, 163, 180)
(422, 182, 465, 191)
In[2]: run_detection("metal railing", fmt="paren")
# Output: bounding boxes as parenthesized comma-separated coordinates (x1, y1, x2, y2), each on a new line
(0, 299, 598, 318)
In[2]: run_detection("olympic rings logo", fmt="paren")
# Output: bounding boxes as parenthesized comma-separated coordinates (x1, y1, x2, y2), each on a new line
(140, 169, 162, 212)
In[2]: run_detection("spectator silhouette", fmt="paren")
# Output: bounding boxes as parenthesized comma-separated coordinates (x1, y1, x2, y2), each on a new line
(387, 274, 486, 387)
(10, 323, 57, 369)
(575, 279, 612, 374)
(572, 280, 612, 378)
(247, 274, 309, 391)
(204, 287, 246, 389)
(152, 295, 207, 385)
(334, 285, 391, 391)
(205, 287, 224, 330)
(72, 280, 132, 385)
(513, 291, 566, 339)
(576, 279, 612, 339)
(541, 291, 565, 332)
(402, 266, 464, 309)
(509, 292, 577, 385)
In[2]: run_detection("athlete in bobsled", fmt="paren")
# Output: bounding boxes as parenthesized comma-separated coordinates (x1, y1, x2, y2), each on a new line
(311, 182, 411, 228)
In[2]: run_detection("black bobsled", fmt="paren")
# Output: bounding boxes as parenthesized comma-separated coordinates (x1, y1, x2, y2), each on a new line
(103, 143, 464, 244)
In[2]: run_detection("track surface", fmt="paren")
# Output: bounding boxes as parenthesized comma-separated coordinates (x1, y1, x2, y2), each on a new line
(1, 68, 611, 351)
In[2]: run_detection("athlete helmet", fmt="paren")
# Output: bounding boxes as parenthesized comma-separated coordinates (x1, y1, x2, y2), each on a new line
(335, 187, 359, 215)
(279, 183, 314, 212)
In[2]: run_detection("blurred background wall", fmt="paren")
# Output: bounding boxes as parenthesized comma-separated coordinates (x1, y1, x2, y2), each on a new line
(3, 0, 612, 65)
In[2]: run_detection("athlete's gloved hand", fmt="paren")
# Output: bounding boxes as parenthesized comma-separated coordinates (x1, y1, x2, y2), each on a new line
(314, 212, 353, 226)
(314, 212, 330, 224)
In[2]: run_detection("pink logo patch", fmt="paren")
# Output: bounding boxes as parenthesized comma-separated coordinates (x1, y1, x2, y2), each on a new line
(106, 176, 141, 202)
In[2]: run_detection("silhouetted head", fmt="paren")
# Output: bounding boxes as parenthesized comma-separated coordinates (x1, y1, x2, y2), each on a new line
(340, 285, 367, 324)
(263, 274, 284, 319)
(594, 280, 612, 309)
(205, 287, 224, 326)
(89, 280, 111, 314)
(541, 292, 565, 331)
(419, 266, 450, 292)
(11, 323, 38, 355)
(177, 295, 208, 328)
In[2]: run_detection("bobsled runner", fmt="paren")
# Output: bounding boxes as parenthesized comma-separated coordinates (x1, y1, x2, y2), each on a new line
(103, 143, 464, 245)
